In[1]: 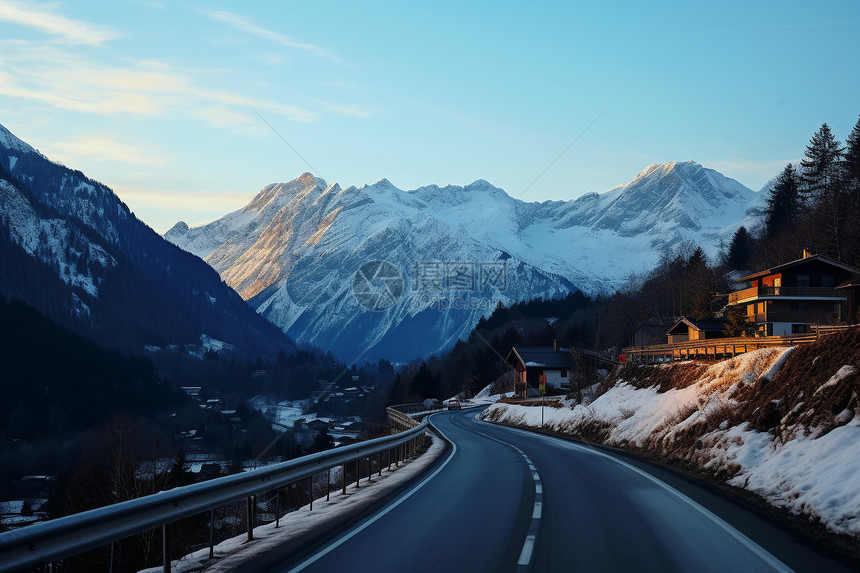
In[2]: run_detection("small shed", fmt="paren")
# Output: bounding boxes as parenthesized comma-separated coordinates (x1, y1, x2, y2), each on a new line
(666, 318, 726, 344)
(631, 319, 677, 347)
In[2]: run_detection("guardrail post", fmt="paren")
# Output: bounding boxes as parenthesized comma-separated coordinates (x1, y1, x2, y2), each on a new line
(378, 452, 382, 477)
(162, 523, 170, 573)
(355, 459, 360, 488)
(327, 468, 331, 501)
(342, 464, 346, 495)
(309, 476, 314, 511)
(275, 490, 280, 528)
(246, 496, 254, 541)
(109, 541, 115, 573)
(209, 508, 215, 557)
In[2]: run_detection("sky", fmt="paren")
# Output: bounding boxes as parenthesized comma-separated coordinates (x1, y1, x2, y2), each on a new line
(1, 0, 859, 233)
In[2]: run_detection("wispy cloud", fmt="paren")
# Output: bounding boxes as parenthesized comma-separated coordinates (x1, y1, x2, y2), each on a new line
(316, 100, 373, 118)
(0, 42, 317, 124)
(114, 185, 255, 231)
(53, 135, 169, 166)
(0, 0, 119, 45)
(204, 9, 342, 63)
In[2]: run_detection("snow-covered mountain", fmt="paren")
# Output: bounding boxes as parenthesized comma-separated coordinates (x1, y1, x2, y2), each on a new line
(0, 123, 293, 356)
(166, 162, 757, 361)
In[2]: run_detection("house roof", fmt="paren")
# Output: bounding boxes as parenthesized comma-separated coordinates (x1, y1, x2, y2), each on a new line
(667, 317, 725, 335)
(738, 254, 860, 282)
(506, 347, 571, 369)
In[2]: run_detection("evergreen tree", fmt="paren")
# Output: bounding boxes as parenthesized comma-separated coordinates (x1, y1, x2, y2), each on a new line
(724, 226, 752, 270)
(723, 305, 754, 337)
(842, 116, 860, 265)
(686, 247, 714, 320)
(800, 123, 844, 202)
(802, 124, 847, 259)
(765, 164, 802, 238)
(844, 116, 860, 196)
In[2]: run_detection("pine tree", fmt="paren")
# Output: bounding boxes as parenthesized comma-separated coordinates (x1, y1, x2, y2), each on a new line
(842, 116, 860, 265)
(801, 124, 847, 259)
(723, 304, 753, 337)
(724, 226, 752, 270)
(844, 116, 860, 196)
(801, 123, 845, 202)
(686, 247, 714, 320)
(765, 164, 802, 238)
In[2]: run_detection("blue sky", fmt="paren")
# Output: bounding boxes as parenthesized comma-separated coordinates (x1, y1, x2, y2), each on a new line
(1, 1, 858, 232)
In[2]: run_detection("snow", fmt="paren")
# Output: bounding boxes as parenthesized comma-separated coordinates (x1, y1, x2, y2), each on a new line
(721, 420, 860, 535)
(813, 365, 856, 396)
(250, 397, 323, 429)
(8, 155, 17, 171)
(481, 348, 860, 537)
(0, 179, 115, 297)
(137, 432, 445, 573)
(164, 163, 758, 360)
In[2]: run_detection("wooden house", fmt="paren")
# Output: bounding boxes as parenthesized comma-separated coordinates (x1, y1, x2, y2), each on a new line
(666, 318, 726, 343)
(726, 253, 860, 336)
(505, 341, 571, 397)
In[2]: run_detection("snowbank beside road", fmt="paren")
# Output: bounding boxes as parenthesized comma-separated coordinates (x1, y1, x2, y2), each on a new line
(482, 347, 860, 538)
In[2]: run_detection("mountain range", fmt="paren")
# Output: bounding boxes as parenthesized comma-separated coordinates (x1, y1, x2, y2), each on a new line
(0, 123, 293, 357)
(166, 162, 758, 362)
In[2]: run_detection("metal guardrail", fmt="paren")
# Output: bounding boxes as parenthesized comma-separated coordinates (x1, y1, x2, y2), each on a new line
(0, 422, 428, 573)
(387, 403, 446, 431)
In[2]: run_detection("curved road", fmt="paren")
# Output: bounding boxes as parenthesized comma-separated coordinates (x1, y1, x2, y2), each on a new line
(266, 409, 850, 573)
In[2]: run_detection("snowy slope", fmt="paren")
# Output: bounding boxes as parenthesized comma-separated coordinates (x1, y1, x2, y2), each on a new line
(168, 174, 572, 362)
(0, 123, 294, 356)
(166, 163, 758, 361)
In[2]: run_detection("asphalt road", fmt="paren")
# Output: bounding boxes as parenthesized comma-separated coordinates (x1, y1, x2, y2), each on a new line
(266, 409, 852, 573)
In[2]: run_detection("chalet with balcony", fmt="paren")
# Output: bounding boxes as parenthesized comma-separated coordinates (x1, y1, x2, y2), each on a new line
(726, 253, 860, 336)
(505, 341, 570, 397)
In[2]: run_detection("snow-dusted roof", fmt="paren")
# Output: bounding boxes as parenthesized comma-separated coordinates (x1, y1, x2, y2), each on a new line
(506, 347, 571, 369)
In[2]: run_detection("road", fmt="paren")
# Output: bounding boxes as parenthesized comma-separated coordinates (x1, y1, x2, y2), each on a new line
(265, 409, 851, 573)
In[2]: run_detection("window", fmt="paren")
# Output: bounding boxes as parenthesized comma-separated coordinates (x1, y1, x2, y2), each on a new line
(561, 369, 568, 378)
(791, 324, 809, 334)
(796, 275, 810, 287)
(821, 275, 834, 287)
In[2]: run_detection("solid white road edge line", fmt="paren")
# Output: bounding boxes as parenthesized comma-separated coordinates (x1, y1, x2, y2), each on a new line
(285, 423, 458, 573)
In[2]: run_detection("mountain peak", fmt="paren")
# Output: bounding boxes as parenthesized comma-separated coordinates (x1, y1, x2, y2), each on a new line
(298, 172, 317, 185)
(166, 221, 189, 236)
(0, 123, 36, 155)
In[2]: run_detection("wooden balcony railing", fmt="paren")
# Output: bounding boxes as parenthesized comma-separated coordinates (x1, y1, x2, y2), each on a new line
(728, 286, 843, 304)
